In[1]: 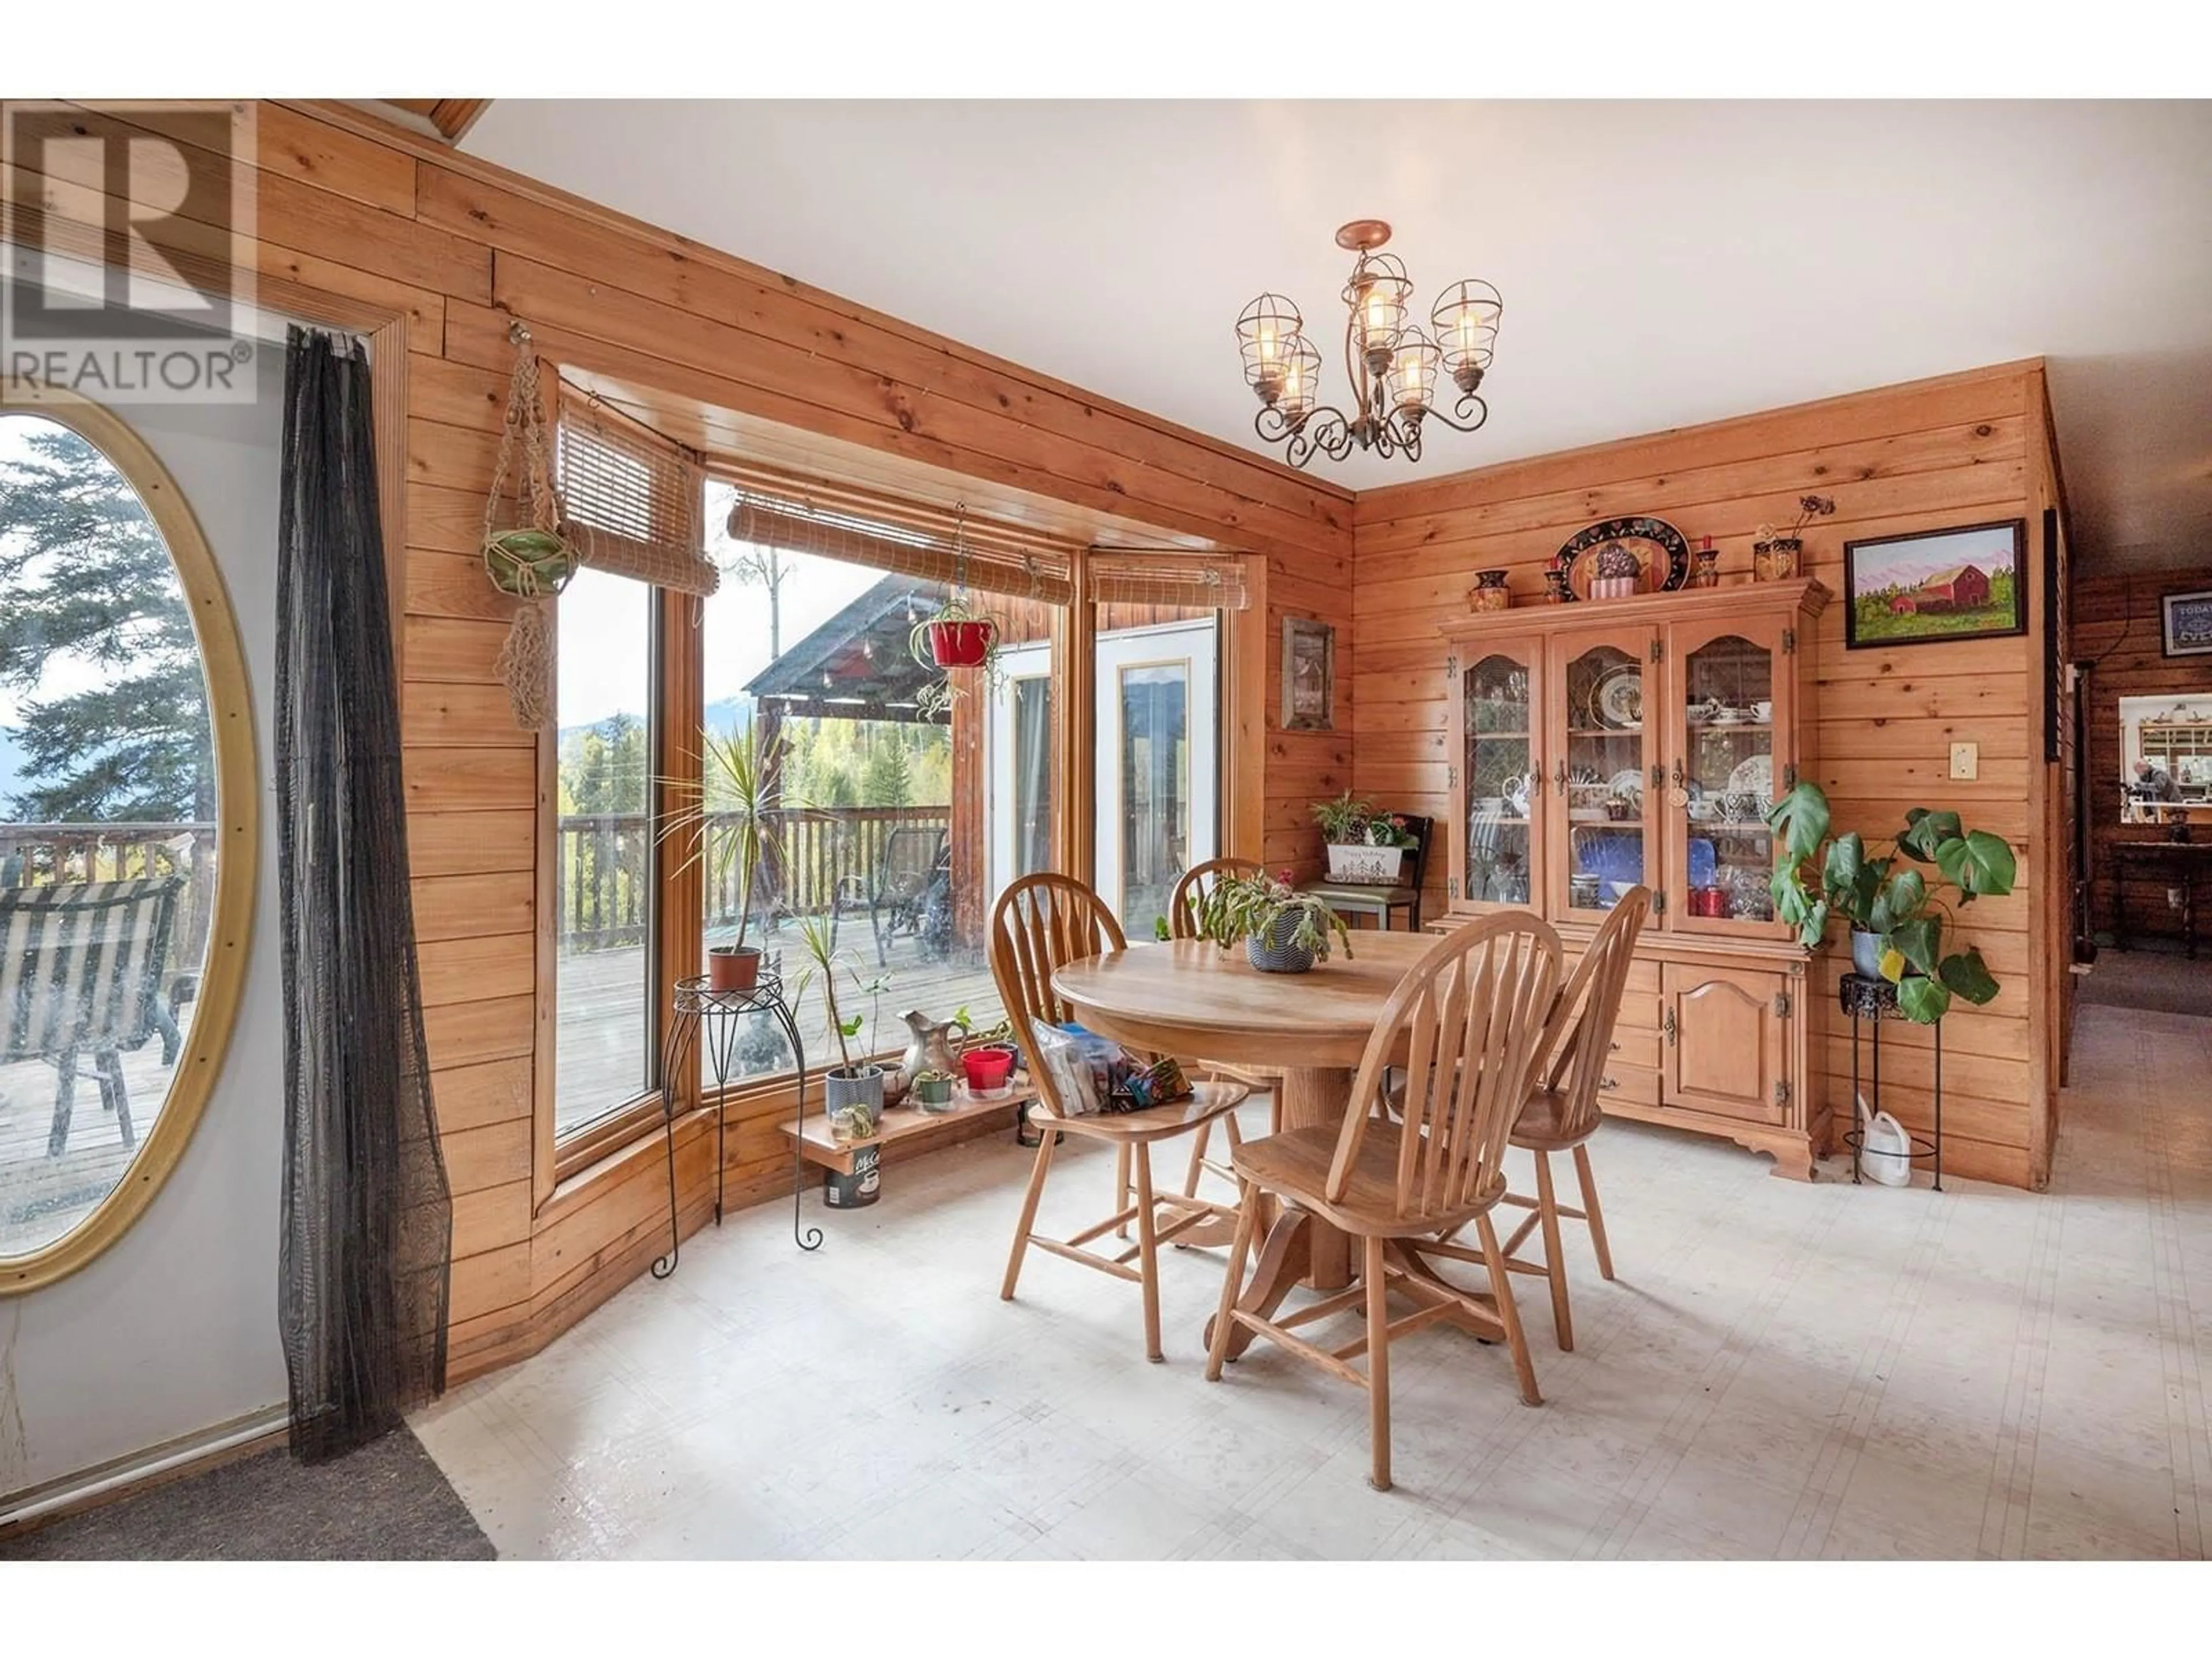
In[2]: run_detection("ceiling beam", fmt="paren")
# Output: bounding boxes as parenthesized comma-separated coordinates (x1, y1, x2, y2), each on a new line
(361, 99, 492, 143)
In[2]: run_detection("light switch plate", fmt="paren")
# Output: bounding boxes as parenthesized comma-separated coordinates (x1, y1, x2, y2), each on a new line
(1949, 741, 1979, 781)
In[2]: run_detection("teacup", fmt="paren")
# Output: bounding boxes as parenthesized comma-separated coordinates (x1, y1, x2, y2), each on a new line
(1751, 699, 1773, 721)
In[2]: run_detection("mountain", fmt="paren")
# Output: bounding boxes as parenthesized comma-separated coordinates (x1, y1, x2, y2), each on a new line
(553, 694, 754, 752)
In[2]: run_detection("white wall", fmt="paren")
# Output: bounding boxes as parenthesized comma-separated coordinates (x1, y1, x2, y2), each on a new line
(1, 347, 288, 1503)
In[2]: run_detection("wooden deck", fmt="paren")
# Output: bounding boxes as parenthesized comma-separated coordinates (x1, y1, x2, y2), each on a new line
(555, 924, 1005, 1137)
(0, 1004, 191, 1259)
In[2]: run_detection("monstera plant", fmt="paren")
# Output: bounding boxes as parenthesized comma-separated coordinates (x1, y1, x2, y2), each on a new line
(1767, 781, 2017, 1024)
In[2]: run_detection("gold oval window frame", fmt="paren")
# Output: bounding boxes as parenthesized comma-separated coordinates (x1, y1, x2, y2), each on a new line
(1, 379, 259, 1294)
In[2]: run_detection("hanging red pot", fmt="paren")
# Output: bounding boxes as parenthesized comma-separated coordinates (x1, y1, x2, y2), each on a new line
(925, 618, 996, 668)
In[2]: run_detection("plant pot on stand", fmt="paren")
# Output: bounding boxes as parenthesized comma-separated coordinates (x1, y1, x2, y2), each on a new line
(709, 944, 762, 993)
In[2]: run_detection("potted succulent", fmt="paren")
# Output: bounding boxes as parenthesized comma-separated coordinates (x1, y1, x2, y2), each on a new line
(1312, 790, 1414, 884)
(1767, 781, 2018, 1023)
(665, 723, 785, 993)
(794, 913, 884, 1139)
(1752, 494, 1836, 583)
(1191, 866, 1354, 975)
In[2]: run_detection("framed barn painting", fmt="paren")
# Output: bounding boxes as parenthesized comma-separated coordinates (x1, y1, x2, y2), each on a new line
(1281, 616, 1335, 731)
(1842, 519, 2028, 650)
(2162, 589, 2212, 657)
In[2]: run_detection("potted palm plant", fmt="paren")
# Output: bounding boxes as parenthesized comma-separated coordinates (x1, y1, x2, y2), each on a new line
(1191, 866, 1354, 975)
(795, 912, 885, 1137)
(1767, 781, 2018, 1023)
(665, 723, 784, 993)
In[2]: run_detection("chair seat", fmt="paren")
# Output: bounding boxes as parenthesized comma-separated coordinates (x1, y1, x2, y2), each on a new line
(1032, 1078, 1250, 1145)
(1230, 1122, 1508, 1239)
(1509, 1086, 1597, 1153)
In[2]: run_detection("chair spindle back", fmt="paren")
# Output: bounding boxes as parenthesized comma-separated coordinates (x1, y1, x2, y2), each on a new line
(1332, 913, 1562, 1221)
(988, 873, 1128, 1120)
(1536, 887, 1651, 1143)
(1166, 857, 1263, 941)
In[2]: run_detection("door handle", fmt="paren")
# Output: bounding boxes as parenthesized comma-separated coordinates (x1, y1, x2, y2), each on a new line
(1671, 756, 1686, 791)
(1663, 1007, 1678, 1046)
(1554, 759, 1569, 796)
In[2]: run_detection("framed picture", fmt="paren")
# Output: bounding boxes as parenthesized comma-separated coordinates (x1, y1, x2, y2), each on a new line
(1281, 616, 1335, 732)
(2162, 589, 2212, 657)
(1842, 518, 2028, 650)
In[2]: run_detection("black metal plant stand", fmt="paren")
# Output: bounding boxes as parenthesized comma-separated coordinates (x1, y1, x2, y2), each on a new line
(653, 968, 812, 1279)
(1839, 971, 1942, 1191)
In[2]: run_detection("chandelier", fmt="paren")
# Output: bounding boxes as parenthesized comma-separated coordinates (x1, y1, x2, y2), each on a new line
(1236, 219, 1501, 470)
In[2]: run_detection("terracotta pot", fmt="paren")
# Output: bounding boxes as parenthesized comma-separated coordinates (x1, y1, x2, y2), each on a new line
(925, 619, 995, 668)
(707, 944, 761, 993)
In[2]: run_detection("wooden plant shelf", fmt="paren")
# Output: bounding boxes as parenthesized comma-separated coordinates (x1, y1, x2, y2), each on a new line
(779, 1075, 1037, 1176)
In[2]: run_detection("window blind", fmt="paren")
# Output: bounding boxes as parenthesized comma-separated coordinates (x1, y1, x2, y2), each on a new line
(1088, 550, 1252, 612)
(556, 387, 718, 597)
(717, 462, 1074, 605)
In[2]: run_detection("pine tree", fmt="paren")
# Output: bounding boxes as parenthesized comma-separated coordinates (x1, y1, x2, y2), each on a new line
(861, 734, 913, 807)
(0, 418, 211, 823)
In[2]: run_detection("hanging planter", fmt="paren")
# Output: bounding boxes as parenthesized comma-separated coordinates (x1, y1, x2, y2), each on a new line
(479, 321, 576, 728)
(906, 506, 1006, 717)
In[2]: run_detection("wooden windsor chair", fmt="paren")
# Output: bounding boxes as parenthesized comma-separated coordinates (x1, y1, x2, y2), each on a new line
(1164, 855, 1282, 1206)
(1487, 886, 1650, 1351)
(992, 873, 1251, 1362)
(1204, 912, 1564, 1491)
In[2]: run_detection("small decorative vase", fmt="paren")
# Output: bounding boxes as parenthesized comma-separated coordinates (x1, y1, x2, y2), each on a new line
(1543, 567, 1572, 604)
(1691, 539, 1721, 589)
(1753, 537, 1801, 582)
(1468, 570, 1512, 613)
(1246, 914, 1317, 975)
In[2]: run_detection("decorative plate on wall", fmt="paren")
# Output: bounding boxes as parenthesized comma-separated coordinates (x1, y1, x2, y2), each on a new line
(1552, 516, 1692, 601)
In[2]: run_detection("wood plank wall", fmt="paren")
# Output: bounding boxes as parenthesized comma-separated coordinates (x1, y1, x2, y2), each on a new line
(1348, 363, 2059, 1188)
(10, 100, 1353, 1380)
(2074, 561, 2212, 940)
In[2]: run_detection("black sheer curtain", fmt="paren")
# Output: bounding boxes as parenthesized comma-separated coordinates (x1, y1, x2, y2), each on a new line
(276, 327, 452, 1461)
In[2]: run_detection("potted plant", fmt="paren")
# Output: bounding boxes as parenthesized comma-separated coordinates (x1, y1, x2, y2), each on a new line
(1752, 494, 1835, 582)
(665, 723, 785, 993)
(1190, 866, 1354, 975)
(1767, 781, 2018, 1023)
(909, 588, 1007, 719)
(795, 913, 884, 1139)
(1311, 790, 1414, 884)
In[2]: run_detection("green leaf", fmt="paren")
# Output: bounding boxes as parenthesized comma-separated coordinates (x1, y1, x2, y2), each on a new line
(1869, 867, 1926, 935)
(1938, 947, 2002, 1005)
(1878, 946, 1908, 984)
(838, 1014, 865, 1039)
(1955, 830, 2017, 897)
(1896, 976, 1952, 1024)
(1766, 782, 1830, 862)
(1898, 809, 1960, 862)
(1152, 915, 1172, 941)
(1821, 831, 1865, 893)
(1887, 915, 1942, 978)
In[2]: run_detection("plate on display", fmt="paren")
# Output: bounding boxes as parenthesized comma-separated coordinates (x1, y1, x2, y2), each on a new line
(1594, 665, 1643, 729)
(1726, 753, 1774, 798)
(1608, 768, 1644, 806)
(1552, 516, 1692, 601)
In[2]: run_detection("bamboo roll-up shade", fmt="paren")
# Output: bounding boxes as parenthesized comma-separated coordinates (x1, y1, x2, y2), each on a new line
(1087, 550, 1252, 611)
(556, 388, 719, 596)
(723, 474, 1075, 607)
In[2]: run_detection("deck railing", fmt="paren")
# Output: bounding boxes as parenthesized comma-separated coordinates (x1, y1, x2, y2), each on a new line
(557, 804, 950, 954)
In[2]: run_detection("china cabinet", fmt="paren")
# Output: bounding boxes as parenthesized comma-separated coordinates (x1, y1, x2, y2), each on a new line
(1438, 579, 1830, 1177)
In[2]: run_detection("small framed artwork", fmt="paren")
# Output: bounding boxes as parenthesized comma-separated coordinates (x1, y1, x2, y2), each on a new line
(1281, 616, 1335, 732)
(1842, 518, 2028, 650)
(2162, 589, 2212, 657)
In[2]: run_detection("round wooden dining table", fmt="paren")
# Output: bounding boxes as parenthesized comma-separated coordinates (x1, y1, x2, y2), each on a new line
(1052, 932, 1441, 1352)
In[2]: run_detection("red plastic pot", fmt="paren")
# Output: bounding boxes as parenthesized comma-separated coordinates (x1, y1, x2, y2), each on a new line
(925, 619, 995, 668)
(961, 1045, 1015, 1094)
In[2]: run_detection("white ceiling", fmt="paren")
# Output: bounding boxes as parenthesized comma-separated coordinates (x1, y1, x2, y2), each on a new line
(466, 100, 2212, 569)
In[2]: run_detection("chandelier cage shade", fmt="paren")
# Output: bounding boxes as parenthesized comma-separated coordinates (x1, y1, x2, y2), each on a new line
(1237, 222, 1502, 471)
(1236, 292, 1306, 404)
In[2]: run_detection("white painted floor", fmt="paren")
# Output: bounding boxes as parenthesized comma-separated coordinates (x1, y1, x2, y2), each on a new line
(410, 998, 2212, 1559)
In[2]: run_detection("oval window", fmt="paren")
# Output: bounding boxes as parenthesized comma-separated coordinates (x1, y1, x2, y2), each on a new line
(0, 387, 256, 1293)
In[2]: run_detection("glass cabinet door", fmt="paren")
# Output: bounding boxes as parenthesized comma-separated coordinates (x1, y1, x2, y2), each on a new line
(1549, 630, 1655, 919)
(1668, 623, 1784, 932)
(1459, 650, 1541, 908)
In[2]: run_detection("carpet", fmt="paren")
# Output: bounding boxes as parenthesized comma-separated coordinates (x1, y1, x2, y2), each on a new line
(0, 1424, 496, 1560)
(2077, 946, 2212, 1021)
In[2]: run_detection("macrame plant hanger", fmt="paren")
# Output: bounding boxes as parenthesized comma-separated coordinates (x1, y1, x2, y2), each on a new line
(481, 321, 578, 728)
